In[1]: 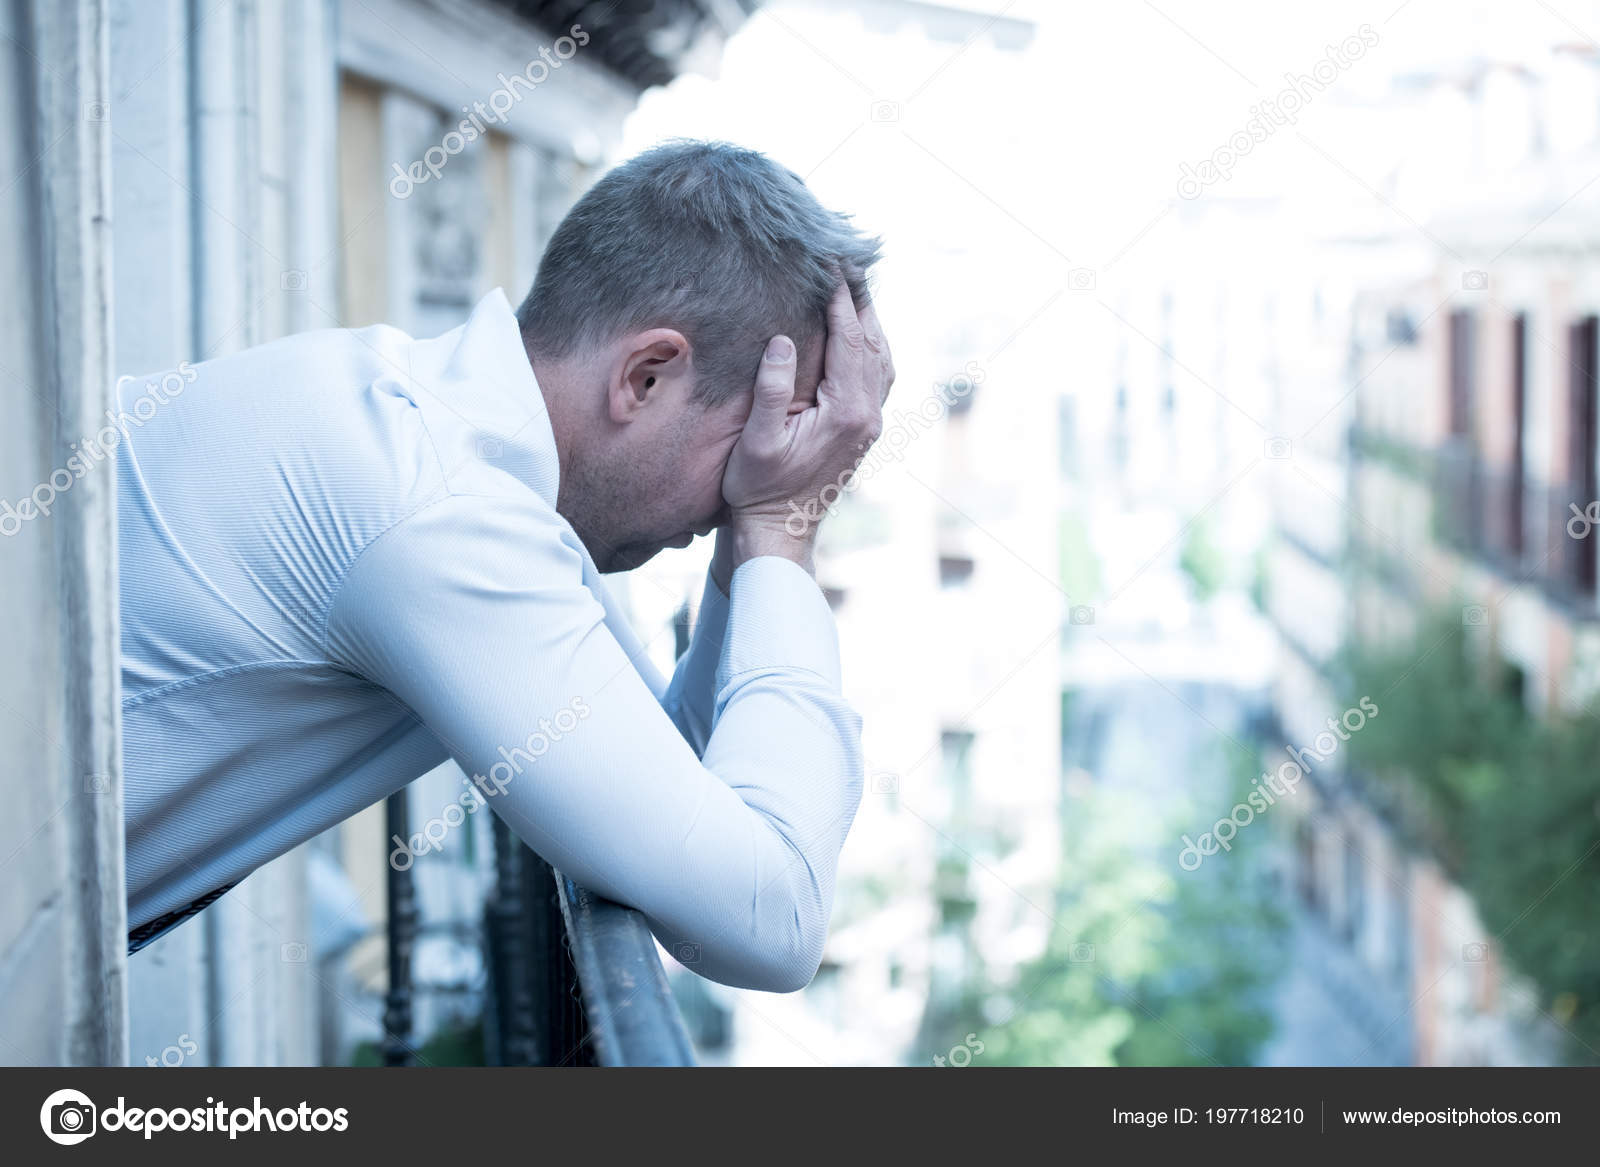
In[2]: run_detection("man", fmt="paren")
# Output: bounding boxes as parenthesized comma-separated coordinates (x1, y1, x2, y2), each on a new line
(118, 141, 892, 992)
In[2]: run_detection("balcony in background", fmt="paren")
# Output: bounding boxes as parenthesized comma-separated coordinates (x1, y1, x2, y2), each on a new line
(1434, 443, 1598, 616)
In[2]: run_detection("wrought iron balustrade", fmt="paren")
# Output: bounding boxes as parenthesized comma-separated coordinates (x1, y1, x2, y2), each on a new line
(381, 795, 695, 1067)
(1433, 445, 1598, 614)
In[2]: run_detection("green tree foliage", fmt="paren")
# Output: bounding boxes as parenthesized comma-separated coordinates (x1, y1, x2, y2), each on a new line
(1341, 610, 1600, 1062)
(1058, 510, 1102, 602)
(924, 750, 1288, 1066)
(1179, 514, 1227, 604)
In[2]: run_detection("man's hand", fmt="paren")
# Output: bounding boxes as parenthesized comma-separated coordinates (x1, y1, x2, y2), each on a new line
(714, 283, 895, 591)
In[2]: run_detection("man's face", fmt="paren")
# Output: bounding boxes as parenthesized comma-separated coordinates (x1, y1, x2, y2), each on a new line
(564, 336, 824, 573)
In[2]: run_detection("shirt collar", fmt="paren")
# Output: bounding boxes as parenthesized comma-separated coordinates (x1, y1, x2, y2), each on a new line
(425, 287, 562, 510)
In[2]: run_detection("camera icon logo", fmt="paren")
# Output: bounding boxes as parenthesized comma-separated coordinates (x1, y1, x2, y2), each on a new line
(1462, 941, 1490, 962)
(280, 269, 308, 292)
(40, 1088, 97, 1145)
(673, 941, 702, 965)
(1069, 941, 1096, 963)
(1069, 604, 1095, 626)
(1462, 605, 1488, 627)
(1068, 268, 1097, 292)
(1461, 270, 1489, 291)
(870, 100, 900, 122)
(281, 941, 308, 962)
(870, 772, 899, 795)
(84, 774, 110, 795)
(476, 436, 504, 461)
(82, 101, 109, 122)
(1264, 437, 1292, 460)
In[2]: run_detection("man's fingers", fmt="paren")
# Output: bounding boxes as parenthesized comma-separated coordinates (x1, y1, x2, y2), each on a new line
(857, 300, 895, 405)
(858, 298, 884, 351)
(815, 282, 886, 448)
(745, 334, 797, 447)
(824, 281, 866, 359)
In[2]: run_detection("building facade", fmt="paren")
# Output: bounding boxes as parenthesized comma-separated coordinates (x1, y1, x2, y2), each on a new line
(1265, 49, 1600, 1065)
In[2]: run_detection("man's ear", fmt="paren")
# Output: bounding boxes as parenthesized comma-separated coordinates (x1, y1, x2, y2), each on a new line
(607, 328, 693, 424)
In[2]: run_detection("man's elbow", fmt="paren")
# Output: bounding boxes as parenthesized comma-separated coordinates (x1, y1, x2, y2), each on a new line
(726, 929, 824, 994)
(696, 743, 860, 993)
(700, 889, 830, 994)
(762, 908, 829, 993)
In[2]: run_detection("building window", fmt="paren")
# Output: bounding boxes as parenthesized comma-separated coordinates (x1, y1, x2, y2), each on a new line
(1385, 307, 1418, 345)
(1057, 397, 1077, 479)
(1447, 310, 1476, 439)
(1388, 879, 1410, 978)
(1507, 313, 1527, 558)
(1295, 820, 1318, 912)
(939, 555, 975, 588)
(1500, 660, 1528, 708)
(1567, 316, 1598, 598)
(1342, 834, 1364, 943)
(939, 729, 975, 811)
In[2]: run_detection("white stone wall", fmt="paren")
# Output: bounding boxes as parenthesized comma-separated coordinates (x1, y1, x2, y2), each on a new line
(0, 0, 126, 1067)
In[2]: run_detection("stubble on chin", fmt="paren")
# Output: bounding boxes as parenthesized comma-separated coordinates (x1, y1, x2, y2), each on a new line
(556, 458, 621, 572)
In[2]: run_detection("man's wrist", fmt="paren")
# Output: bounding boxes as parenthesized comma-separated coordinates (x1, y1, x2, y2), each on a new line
(712, 515, 816, 592)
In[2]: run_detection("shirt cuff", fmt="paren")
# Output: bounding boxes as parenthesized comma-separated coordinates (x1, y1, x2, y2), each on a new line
(718, 556, 842, 689)
(671, 566, 731, 700)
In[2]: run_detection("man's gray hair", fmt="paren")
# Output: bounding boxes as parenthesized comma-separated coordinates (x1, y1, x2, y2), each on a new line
(516, 140, 881, 405)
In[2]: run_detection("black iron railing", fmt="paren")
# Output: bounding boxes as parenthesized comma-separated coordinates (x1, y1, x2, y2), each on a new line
(1434, 444, 1598, 613)
(381, 792, 419, 1066)
(554, 873, 699, 1066)
(382, 795, 695, 1067)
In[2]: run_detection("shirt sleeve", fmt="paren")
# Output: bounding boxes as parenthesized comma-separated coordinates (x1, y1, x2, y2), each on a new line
(324, 489, 864, 992)
(658, 569, 730, 755)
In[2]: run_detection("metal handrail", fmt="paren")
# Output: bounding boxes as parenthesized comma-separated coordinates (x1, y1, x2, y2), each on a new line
(383, 795, 697, 1066)
(554, 872, 697, 1067)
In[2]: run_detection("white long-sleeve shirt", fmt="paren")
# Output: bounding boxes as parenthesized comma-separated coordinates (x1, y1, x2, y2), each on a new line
(117, 289, 864, 991)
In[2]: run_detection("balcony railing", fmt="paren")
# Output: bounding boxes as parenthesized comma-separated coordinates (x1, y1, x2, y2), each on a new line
(382, 794, 695, 1067)
(1434, 443, 1598, 613)
(554, 872, 699, 1066)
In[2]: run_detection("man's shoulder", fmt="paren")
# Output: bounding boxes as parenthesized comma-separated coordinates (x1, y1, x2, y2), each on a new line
(117, 320, 451, 586)
(157, 321, 410, 406)
(117, 295, 565, 584)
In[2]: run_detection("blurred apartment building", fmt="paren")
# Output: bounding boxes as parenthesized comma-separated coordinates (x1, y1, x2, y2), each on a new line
(828, 0, 1058, 1069)
(2, 0, 755, 1067)
(1265, 45, 1600, 1065)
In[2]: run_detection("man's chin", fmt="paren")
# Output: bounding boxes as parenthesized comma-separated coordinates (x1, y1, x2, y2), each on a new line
(602, 542, 663, 574)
